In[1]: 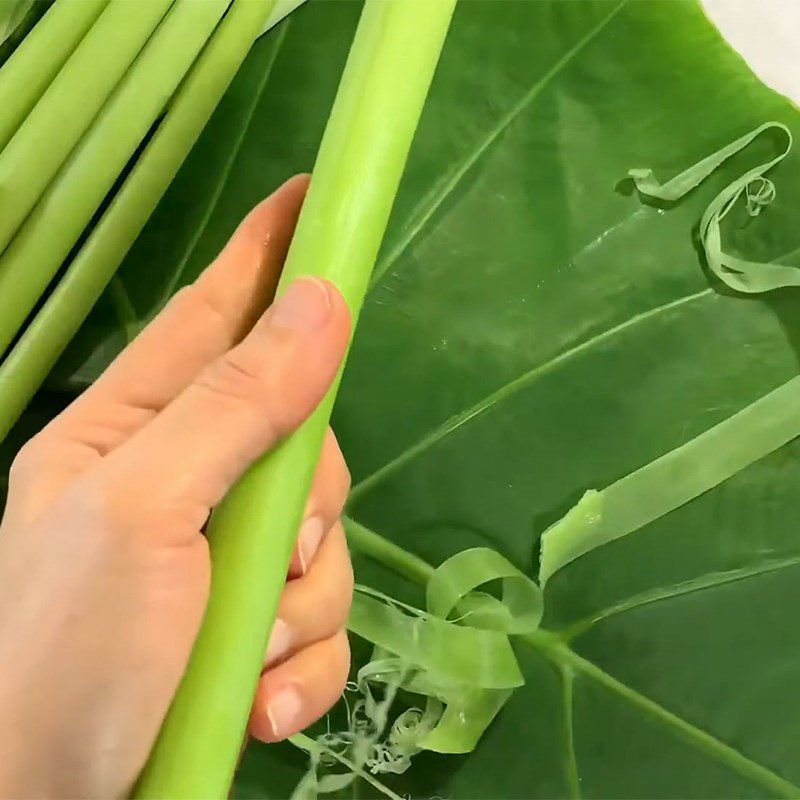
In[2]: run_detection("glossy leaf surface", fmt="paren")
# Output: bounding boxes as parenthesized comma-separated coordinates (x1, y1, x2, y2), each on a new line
(38, 1, 800, 797)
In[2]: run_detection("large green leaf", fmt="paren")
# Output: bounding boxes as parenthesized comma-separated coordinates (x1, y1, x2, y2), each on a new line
(45, 0, 800, 797)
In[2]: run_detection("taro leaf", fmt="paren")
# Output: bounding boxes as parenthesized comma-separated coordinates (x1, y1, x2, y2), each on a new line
(48, 0, 800, 797)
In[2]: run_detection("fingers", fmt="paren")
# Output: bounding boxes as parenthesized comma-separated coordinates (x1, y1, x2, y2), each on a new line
(253, 524, 353, 745)
(265, 522, 353, 668)
(249, 629, 350, 743)
(45, 175, 310, 457)
(99, 278, 351, 535)
(288, 430, 350, 580)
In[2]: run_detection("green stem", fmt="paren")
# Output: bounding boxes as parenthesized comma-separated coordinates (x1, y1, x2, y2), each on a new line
(137, 4, 456, 797)
(0, 0, 107, 150)
(0, 0, 173, 255)
(0, 0, 229, 358)
(0, 0, 274, 443)
(344, 515, 435, 585)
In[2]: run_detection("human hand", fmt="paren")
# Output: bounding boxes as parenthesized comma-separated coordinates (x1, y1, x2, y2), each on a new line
(0, 176, 354, 799)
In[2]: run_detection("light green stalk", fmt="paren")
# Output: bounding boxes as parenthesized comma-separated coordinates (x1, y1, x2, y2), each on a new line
(135, 2, 456, 797)
(0, 0, 173, 255)
(0, 0, 107, 150)
(0, 0, 230, 358)
(0, 0, 279, 443)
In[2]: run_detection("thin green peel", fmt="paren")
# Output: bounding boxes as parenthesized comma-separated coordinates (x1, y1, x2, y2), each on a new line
(298, 545, 543, 793)
(540, 362, 800, 583)
(539, 123, 800, 583)
(630, 121, 796, 293)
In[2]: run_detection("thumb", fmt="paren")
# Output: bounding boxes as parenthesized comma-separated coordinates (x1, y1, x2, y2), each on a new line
(98, 277, 351, 538)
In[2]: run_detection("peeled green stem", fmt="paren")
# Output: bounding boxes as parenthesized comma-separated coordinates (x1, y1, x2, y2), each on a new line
(0, 0, 107, 150)
(136, 3, 456, 797)
(0, 0, 229, 358)
(0, 0, 280, 442)
(0, 0, 173, 255)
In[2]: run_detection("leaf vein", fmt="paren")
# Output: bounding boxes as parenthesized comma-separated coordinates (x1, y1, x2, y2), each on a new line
(560, 555, 800, 641)
(368, 0, 629, 290)
(533, 634, 800, 798)
(560, 666, 581, 799)
(349, 286, 712, 502)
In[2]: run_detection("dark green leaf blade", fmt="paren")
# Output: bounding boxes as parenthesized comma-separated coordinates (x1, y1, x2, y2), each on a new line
(45, 1, 800, 797)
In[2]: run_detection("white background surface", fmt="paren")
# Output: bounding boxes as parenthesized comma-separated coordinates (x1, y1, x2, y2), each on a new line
(702, 0, 800, 105)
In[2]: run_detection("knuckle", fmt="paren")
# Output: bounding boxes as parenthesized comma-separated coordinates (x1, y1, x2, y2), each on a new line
(169, 284, 229, 333)
(339, 462, 352, 501)
(295, 529, 352, 639)
(328, 543, 354, 630)
(9, 437, 45, 481)
(237, 200, 274, 246)
(195, 346, 285, 430)
(322, 569, 353, 636)
(314, 576, 351, 639)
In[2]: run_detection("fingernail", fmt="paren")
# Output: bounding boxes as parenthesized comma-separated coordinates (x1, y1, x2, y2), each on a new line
(267, 686, 302, 739)
(298, 516, 325, 574)
(265, 618, 292, 666)
(270, 278, 330, 333)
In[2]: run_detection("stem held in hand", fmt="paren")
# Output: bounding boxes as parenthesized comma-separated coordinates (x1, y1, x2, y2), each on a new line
(135, 2, 456, 797)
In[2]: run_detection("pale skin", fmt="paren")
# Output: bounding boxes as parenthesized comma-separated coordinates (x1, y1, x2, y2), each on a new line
(0, 175, 355, 799)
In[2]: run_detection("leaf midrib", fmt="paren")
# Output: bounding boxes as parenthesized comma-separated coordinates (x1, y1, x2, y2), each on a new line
(534, 631, 800, 798)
